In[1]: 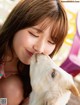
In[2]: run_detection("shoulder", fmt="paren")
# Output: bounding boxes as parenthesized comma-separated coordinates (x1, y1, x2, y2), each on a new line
(0, 74, 23, 93)
(0, 75, 24, 104)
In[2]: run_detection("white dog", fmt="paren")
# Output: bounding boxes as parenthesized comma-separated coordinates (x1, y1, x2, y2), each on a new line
(29, 54, 80, 105)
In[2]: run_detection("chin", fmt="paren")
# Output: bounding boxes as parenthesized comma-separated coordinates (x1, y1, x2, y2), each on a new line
(23, 60, 30, 65)
(19, 58, 30, 65)
(26, 62, 30, 65)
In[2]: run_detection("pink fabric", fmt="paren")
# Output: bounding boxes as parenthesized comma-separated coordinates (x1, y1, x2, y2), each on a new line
(60, 12, 80, 77)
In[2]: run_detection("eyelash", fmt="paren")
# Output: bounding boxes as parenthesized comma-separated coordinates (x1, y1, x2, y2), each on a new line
(29, 31, 55, 44)
(29, 31, 39, 37)
(48, 41, 55, 45)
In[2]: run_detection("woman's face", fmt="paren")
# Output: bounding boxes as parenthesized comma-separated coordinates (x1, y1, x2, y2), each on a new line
(13, 21, 56, 64)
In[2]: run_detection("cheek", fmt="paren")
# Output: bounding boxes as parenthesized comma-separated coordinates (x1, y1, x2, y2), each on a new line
(13, 34, 33, 48)
(13, 37, 25, 51)
(25, 35, 35, 45)
(45, 45, 55, 55)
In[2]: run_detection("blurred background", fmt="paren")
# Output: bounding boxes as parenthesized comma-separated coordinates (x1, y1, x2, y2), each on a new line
(0, 0, 80, 105)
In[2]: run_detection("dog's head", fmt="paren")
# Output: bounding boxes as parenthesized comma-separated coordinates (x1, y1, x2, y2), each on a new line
(30, 54, 80, 102)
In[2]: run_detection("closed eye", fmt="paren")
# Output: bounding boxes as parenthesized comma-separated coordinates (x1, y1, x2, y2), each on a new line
(48, 40, 55, 45)
(29, 31, 39, 37)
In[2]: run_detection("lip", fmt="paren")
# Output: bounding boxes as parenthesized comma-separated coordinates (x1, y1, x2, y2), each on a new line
(26, 50, 33, 57)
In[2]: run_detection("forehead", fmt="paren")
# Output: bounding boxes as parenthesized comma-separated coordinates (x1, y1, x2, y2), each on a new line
(29, 17, 60, 44)
(33, 18, 54, 34)
(32, 17, 59, 41)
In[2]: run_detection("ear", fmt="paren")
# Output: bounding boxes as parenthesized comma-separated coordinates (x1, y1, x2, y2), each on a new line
(69, 84, 80, 97)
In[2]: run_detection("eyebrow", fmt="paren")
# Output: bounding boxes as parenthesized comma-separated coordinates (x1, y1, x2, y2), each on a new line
(32, 27, 43, 33)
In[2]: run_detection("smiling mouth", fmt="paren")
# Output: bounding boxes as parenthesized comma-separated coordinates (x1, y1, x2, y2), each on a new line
(26, 50, 33, 57)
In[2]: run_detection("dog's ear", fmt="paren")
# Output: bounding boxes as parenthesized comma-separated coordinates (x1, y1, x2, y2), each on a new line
(69, 84, 80, 97)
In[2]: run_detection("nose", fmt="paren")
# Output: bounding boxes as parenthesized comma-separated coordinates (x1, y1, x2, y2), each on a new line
(33, 40, 45, 54)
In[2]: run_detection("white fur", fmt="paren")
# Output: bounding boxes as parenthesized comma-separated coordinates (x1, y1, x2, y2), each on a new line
(29, 54, 80, 105)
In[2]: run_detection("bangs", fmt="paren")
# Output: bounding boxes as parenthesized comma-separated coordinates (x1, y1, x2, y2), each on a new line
(50, 14, 68, 54)
(34, 15, 67, 45)
(51, 17, 66, 44)
(34, 17, 52, 30)
(35, 14, 68, 56)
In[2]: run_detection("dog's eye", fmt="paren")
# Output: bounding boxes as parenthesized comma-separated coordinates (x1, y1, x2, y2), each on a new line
(51, 70, 55, 78)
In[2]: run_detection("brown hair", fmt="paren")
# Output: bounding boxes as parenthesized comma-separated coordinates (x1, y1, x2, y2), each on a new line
(0, 0, 68, 98)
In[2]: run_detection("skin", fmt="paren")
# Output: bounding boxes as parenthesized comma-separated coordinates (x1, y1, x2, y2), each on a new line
(13, 20, 56, 65)
(0, 75, 24, 105)
(0, 19, 56, 105)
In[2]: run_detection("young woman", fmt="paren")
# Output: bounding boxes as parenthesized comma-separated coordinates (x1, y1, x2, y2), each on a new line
(0, 0, 68, 105)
